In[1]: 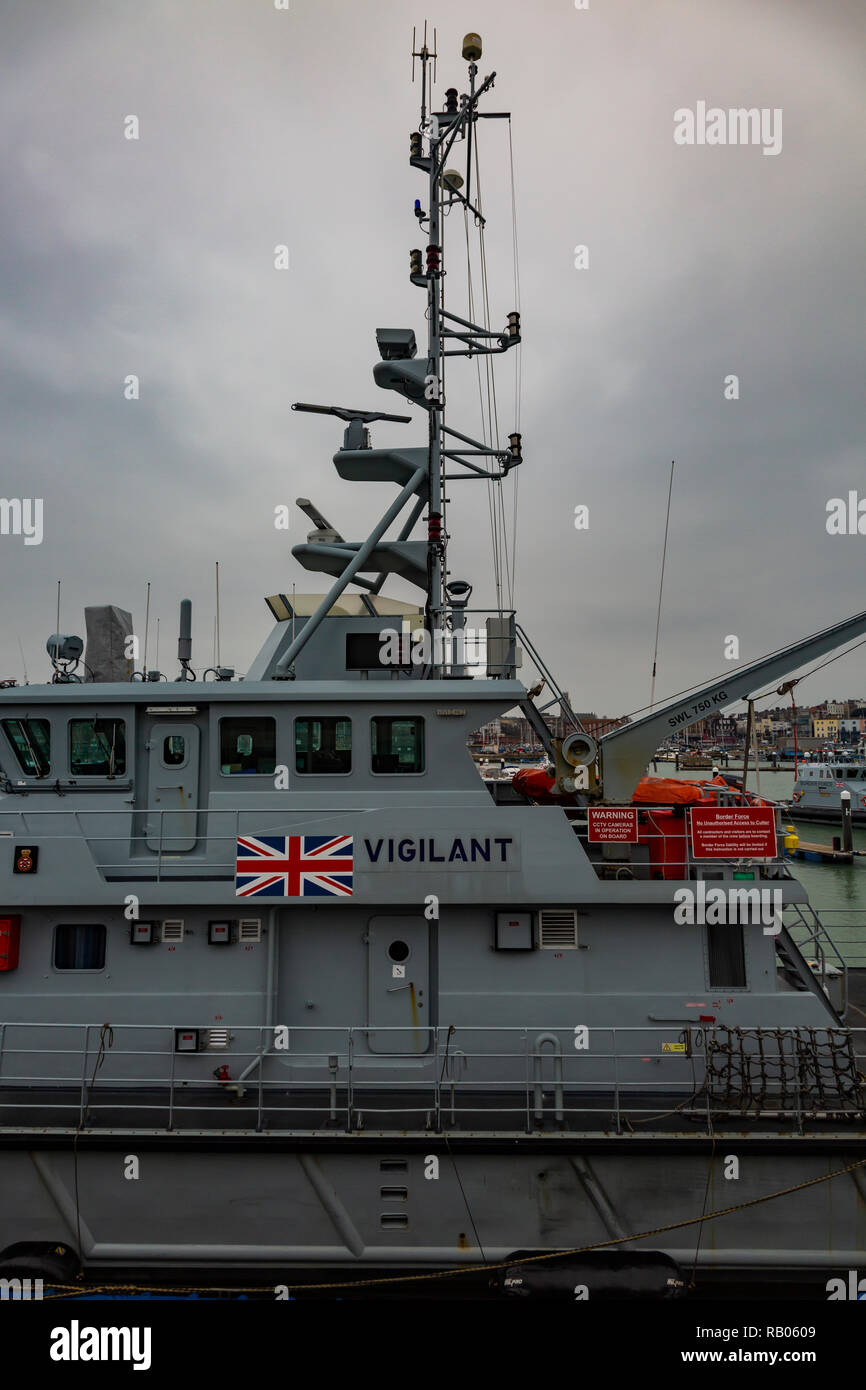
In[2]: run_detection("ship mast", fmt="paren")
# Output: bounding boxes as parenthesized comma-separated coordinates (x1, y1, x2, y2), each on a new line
(420, 29, 443, 636)
(271, 31, 521, 682)
(412, 28, 521, 667)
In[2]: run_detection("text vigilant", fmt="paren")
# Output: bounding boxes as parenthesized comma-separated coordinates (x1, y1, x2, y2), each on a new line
(364, 836, 513, 864)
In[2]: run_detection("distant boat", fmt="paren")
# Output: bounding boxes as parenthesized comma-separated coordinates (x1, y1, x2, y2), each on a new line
(789, 761, 866, 822)
(679, 751, 713, 769)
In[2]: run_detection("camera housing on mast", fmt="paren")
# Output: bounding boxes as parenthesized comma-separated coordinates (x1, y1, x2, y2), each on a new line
(376, 328, 417, 361)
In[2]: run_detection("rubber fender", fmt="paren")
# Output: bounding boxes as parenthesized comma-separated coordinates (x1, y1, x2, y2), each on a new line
(493, 1249, 685, 1299)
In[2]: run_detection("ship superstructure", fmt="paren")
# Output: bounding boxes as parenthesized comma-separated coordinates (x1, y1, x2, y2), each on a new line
(1, 32, 865, 1297)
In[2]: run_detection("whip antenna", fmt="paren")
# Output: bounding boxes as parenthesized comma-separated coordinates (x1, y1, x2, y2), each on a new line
(649, 460, 675, 712)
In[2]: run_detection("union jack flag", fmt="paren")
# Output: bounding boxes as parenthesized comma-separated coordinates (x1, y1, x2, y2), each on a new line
(235, 834, 353, 898)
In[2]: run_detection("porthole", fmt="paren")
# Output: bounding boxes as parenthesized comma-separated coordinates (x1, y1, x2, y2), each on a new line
(388, 939, 410, 963)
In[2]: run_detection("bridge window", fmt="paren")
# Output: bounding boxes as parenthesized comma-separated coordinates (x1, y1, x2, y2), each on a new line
(219, 717, 276, 775)
(371, 716, 425, 774)
(1, 718, 50, 776)
(54, 923, 106, 971)
(295, 717, 352, 774)
(69, 718, 126, 776)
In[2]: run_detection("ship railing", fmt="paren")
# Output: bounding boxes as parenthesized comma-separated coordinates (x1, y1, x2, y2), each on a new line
(783, 903, 852, 1014)
(786, 908, 866, 971)
(512, 622, 583, 732)
(0, 1022, 862, 1137)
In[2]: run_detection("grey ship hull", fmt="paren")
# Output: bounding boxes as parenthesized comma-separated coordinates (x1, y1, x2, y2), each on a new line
(788, 801, 866, 824)
(3, 1135, 865, 1286)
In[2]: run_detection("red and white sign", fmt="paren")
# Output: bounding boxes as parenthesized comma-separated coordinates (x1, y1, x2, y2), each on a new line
(587, 807, 640, 843)
(689, 806, 777, 860)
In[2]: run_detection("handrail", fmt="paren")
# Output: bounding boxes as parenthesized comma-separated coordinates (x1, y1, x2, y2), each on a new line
(514, 621, 582, 734)
(786, 903, 850, 1017)
(0, 1021, 861, 1138)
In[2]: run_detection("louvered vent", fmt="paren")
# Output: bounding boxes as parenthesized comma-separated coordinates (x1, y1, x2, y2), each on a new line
(538, 909, 578, 948)
(161, 919, 184, 943)
(205, 1028, 231, 1050)
(238, 918, 262, 943)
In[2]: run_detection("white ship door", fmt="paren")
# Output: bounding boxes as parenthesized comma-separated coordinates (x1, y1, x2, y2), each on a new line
(367, 916, 430, 1054)
(145, 724, 200, 851)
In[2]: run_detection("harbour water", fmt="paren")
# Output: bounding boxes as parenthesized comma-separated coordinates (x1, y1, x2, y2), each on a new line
(659, 764, 866, 966)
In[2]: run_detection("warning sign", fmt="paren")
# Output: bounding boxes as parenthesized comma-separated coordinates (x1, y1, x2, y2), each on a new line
(587, 807, 639, 843)
(689, 806, 777, 860)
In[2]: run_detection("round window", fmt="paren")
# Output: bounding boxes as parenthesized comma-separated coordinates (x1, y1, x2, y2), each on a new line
(388, 939, 410, 963)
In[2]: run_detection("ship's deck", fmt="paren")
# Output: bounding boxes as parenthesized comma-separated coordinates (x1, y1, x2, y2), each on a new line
(0, 976, 863, 1141)
(0, 1087, 865, 1141)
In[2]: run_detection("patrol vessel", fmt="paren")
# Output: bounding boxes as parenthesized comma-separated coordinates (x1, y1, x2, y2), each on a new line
(1, 33, 865, 1297)
(790, 761, 866, 824)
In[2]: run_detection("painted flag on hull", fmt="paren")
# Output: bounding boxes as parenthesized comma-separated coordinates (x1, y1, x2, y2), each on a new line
(235, 834, 353, 898)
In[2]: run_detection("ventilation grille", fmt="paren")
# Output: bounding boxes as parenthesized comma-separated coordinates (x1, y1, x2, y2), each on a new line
(161, 920, 184, 943)
(238, 918, 262, 943)
(538, 909, 578, 948)
(205, 1028, 231, 1050)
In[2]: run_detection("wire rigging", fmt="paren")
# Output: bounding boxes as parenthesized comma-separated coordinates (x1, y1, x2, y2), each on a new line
(507, 118, 522, 608)
(450, 112, 523, 619)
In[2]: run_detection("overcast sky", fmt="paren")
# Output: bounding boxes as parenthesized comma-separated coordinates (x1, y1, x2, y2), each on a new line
(0, 0, 864, 716)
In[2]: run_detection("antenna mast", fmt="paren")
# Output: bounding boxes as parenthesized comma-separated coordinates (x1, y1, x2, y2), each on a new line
(649, 461, 675, 712)
(142, 580, 151, 679)
(409, 31, 520, 668)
